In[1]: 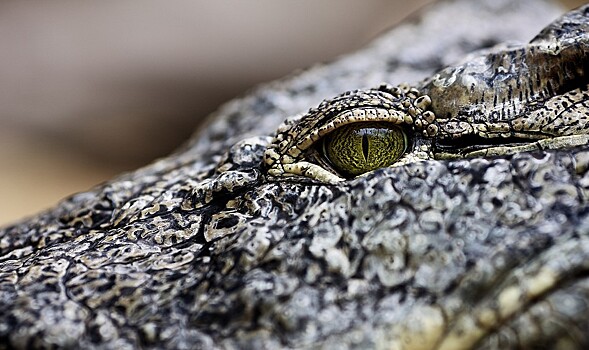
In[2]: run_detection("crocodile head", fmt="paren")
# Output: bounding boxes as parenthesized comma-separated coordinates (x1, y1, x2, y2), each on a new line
(1, 0, 588, 349)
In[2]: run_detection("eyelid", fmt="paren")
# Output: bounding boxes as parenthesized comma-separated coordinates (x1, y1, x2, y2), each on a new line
(287, 107, 411, 159)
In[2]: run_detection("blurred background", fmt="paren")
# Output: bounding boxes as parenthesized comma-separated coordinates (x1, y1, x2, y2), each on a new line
(0, 0, 583, 226)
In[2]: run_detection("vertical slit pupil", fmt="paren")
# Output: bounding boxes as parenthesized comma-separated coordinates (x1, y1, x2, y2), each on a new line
(362, 134, 369, 161)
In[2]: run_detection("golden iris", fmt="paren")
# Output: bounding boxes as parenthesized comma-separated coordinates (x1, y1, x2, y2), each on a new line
(322, 122, 407, 177)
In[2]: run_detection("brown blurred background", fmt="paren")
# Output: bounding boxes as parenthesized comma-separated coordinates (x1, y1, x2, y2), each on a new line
(0, 0, 583, 226)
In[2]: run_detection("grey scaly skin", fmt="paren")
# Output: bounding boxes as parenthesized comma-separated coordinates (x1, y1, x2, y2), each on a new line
(1, 0, 589, 349)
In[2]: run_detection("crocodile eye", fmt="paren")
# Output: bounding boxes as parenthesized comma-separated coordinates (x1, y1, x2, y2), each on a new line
(321, 122, 408, 177)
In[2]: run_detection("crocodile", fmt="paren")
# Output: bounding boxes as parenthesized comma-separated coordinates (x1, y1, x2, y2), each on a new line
(1, 0, 589, 349)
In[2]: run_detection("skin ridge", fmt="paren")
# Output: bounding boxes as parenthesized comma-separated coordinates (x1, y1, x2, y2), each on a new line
(422, 5, 589, 140)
